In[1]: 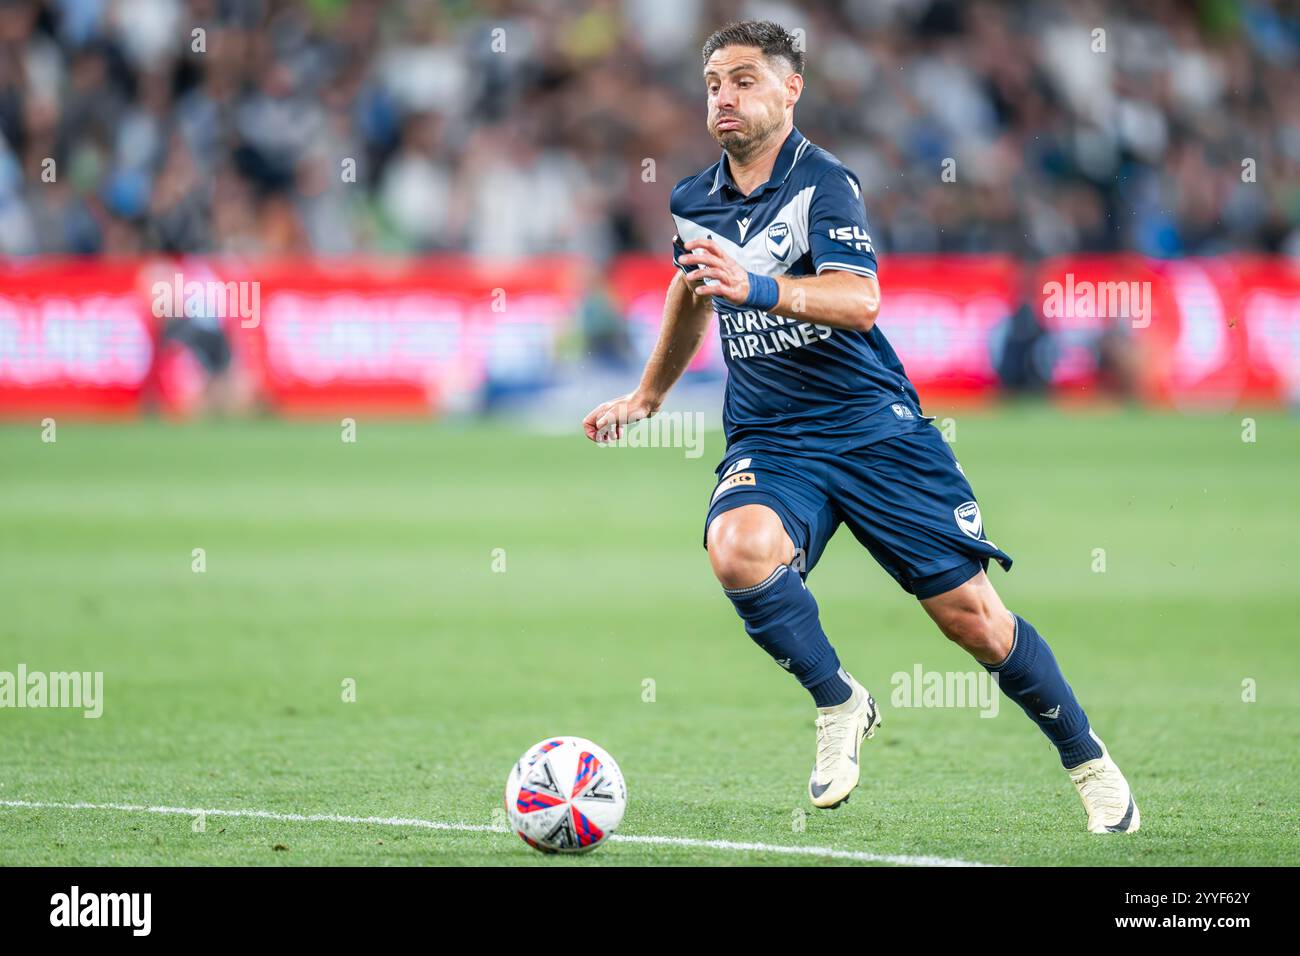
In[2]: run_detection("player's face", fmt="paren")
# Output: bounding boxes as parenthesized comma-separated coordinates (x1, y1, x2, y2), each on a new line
(703, 46, 790, 159)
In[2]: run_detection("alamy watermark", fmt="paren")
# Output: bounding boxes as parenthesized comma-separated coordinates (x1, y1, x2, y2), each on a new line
(0, 664, 103, 718)
(151, 272, 260, 328)
(50, 886, 150, 935)
(890, 665, 999, 718)
(1042, 273, 1151, 329)
(596, 411, 706, 459)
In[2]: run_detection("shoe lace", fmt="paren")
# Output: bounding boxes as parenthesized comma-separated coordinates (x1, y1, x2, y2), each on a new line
(814, 712, 852, 773)
(1070, 762, 1124, 807)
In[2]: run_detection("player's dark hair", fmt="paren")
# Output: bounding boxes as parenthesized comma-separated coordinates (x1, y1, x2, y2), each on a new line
(702, 20, 805, 76)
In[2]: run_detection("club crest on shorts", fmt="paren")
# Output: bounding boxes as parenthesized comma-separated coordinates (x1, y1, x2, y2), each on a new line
(954, 500, 983, 539)
(766, 222, 792, 262)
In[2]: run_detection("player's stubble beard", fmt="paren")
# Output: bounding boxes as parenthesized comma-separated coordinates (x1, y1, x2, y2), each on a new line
(711, 107, 785, 165)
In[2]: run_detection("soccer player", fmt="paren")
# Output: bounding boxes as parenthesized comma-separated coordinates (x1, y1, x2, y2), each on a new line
(582, 20, 1139, 833)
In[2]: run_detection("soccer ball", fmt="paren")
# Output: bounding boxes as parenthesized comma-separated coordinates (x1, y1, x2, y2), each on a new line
(505, 736, 627, 853)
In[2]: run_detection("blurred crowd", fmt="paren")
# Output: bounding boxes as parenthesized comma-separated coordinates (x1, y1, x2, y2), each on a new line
(1, 0, 1298, 261)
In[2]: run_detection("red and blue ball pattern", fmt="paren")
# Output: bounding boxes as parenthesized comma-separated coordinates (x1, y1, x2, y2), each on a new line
(570, 751, 602, 798)
(571, 806, 604, 848)
(508, 737, 623, 853)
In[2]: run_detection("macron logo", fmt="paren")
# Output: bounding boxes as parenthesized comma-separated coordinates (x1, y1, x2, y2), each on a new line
(50, 886, 151, 936)
(737, 217, 752, 242)
(845, 174, 861, 200)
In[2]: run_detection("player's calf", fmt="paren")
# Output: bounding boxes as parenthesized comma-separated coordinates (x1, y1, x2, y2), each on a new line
(919, 565, 1014, 663)
(982, 612, 1105, 766)
(923, 570, 1139, 832)
(708, 505, 852, 708)
(930, 597, 1014, 664)
(924, 572, 1105, 767)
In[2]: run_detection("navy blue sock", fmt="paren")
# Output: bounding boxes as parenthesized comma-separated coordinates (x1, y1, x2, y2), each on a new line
(983, 614, 1104, 767)
(724, 564, 851, 707)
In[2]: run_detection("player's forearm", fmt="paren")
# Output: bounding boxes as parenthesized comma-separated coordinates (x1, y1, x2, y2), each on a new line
(768, 271, 880, 333)
(635, 273, 712, 410)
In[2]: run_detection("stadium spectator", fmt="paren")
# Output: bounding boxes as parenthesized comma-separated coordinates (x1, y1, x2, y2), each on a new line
(0, 0, 1296, 261)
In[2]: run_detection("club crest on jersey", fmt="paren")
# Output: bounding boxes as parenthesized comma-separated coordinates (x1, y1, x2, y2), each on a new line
(954, 501, 983, 540)
(766, 222, 792, 262)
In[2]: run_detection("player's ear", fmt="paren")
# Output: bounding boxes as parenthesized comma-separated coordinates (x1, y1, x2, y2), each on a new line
(785, 71, 803, 108)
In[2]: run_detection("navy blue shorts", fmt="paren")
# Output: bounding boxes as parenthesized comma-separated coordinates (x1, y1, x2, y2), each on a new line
(703, 426, 1013, 600)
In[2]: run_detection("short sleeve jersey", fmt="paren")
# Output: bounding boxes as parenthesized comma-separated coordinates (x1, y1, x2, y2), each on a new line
(670, 126, 929, 454)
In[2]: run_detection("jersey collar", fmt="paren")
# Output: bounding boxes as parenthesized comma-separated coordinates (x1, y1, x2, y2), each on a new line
(710, 126, 808, 199)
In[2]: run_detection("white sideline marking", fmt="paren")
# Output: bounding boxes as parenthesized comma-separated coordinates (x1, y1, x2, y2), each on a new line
(0, 799, 996, 867)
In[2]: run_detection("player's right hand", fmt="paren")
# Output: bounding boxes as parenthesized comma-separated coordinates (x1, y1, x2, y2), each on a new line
(583, 392, 656, 443)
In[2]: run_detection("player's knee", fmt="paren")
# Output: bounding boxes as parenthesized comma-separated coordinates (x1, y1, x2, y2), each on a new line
(707, 506, 793, 589)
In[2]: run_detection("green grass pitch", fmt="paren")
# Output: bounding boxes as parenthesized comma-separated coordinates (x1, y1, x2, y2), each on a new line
(1, 408, 1297, 866)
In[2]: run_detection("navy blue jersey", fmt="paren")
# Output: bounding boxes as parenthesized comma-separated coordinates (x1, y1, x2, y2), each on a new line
(671, 126, 930, 454)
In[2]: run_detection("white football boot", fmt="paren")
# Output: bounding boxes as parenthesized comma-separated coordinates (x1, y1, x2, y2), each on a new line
(1067, 732, 1141, 833)
(808, 673, 881, 809)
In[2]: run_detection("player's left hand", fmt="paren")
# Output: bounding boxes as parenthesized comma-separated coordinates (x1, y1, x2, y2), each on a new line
(678, 239, 751, 305)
